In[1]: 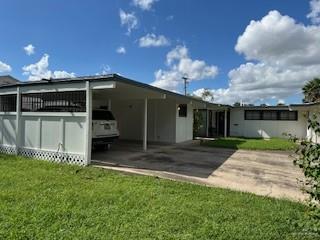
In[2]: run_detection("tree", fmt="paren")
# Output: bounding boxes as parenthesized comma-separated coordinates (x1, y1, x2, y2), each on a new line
(233, 102, 241, 107)
(303, 78, 320, 103)
(201, 89, 214, 102)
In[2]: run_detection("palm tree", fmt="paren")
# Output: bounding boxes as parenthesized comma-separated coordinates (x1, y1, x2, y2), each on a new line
(303, 78, 320, 103)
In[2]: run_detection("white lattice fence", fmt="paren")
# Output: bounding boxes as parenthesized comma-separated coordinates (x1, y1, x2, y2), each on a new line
(18, 147, 85, 165)
(0, 145, 16, 155)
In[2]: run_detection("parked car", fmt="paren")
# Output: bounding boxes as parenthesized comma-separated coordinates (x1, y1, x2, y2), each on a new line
(92, 109, 120, 149)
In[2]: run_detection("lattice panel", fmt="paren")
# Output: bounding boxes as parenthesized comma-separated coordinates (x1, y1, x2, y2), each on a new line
(0, 145, 16, 155)
(18, 147, 86, 165)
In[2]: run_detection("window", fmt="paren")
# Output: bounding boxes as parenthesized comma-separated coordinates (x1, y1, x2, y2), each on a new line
(245, 110, 261, 120)
(0, 94, 16, 112)
(21, 91, 86, 112)
(279, 111, 298, 121)
(178, 104, 187, 117)
(245, 110, 298, 121)
(262, 110, 278, 120)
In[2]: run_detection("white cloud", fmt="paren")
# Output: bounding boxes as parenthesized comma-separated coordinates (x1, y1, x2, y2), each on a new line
(119, 9, 138, 35)
(235, 10, 320, 67)
(194, 11, 320, 104)
(116, 46, 126, 54)
(22, 54, 75, 81)
(133, 0, 157, 11)
(307, 0, 320, 24)
(23, 44, 35, 55)
(151, 45, 218, 91)
(139, 33, 170, 47)
(0, 61, 12, 73)
(95, 65, 111, 75)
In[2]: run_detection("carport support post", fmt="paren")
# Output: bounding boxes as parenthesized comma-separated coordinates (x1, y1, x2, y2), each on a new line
(143, 98, 148, 151)
(15, 86, 21, 155)
(85, 81, 92, 165)
(224, 110, 227, 138)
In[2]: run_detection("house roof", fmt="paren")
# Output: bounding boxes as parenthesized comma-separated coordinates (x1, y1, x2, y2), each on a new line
(232, 105, 292, 110)
(0, 74, 230, 109)
(0, 75, 20, 86)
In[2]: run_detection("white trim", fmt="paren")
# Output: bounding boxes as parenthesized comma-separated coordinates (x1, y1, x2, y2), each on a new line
(0, 91, 17, 95)
(0, 112, 16, 116)
(20, 112, 87, 117)
(20, 82, 86, 94)
(90, 81, 116, 90)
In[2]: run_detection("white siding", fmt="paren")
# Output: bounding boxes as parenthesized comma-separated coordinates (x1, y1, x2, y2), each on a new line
(0, 115, 16, 146)
(20, 115, 86, 154)
(230, 109, 307, 139)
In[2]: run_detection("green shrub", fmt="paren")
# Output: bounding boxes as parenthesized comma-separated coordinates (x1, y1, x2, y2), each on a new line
(293, 113, 320, 235)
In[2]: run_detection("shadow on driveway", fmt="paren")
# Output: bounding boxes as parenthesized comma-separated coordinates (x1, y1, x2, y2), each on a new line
(92, 141, 235, 178)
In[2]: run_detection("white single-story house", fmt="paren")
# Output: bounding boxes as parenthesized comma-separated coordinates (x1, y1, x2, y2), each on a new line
(0, 74, 318, 166)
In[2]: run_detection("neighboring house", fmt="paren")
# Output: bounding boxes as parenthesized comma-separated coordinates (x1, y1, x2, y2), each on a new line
(195, 104, 320, 140)
(0, 74, 317, 166)
(0, 75, 20, 86)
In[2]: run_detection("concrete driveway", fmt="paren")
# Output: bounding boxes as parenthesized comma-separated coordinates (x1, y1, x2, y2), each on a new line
(92, 141, 305, 201)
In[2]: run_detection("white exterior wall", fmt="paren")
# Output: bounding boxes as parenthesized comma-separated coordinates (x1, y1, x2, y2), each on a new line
(175, 103, 194, 143)
(230, 109, 307, 139)
(148, 100, 176, 143)
(106, 99, 177, 143)
(94, 98, 194, 143)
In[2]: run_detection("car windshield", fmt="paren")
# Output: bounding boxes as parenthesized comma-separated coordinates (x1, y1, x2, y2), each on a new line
(93, 110, 115, 120)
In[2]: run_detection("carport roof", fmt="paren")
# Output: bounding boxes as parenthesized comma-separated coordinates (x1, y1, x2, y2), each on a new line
(0, 74, 230, 109)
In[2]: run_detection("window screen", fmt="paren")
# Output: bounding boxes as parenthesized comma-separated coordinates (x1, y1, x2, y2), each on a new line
(245, 110, 261, 120)
(0, 94, 16, 112)
(279, 111, 298, 121)
(262, 110, 278, 120)
(245, 110, 298, 121)
(178, 104, 187, 117)
(21, 91, 86, 112)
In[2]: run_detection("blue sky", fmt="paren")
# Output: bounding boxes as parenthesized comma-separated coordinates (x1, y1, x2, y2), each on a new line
(0, 0, 319, 105)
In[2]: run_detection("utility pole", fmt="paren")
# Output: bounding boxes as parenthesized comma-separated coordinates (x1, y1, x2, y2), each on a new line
(182, 75, 189, 96)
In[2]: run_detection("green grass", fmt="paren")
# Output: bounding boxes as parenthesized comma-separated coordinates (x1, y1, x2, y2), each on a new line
(201, 137, 297, 151)
(0, 155, 312, 239)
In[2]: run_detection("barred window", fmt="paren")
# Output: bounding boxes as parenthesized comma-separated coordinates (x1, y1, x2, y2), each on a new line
(279, 111, 298, 121)
(0, 94, 17, 112)
(178, 104, 187, 117)
(245, 110, 261, 120)
(21, 91, 86, 112)
(245, 110, 298, 121)
(262, 110, 278, 120)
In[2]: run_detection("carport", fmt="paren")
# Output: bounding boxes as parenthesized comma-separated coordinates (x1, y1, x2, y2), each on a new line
(0, 74, 225, 166)
(90, 75, 216, 159)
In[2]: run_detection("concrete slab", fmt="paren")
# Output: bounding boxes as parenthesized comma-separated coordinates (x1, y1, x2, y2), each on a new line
(92, 141, 306, 202)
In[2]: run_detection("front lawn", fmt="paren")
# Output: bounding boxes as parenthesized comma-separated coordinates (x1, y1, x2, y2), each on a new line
(201, 137, 296, 151)
(0, 155, 311, 239)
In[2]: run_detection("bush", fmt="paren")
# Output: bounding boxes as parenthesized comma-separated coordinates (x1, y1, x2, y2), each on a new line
(293, 113, 320, 235)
